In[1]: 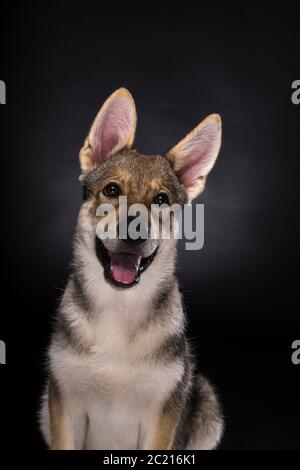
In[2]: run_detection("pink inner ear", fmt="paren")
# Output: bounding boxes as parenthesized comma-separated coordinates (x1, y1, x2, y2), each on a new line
(99, 123, 119, 160)
(91, 98, 133, 165)
(177, 140, 213, 188)
(173, 122, 218, 188)
(100, 100, 128, 159)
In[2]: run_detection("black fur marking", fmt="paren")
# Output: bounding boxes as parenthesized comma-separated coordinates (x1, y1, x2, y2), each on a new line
(167, 359, 191, 410)
(82, 183, 92, 201)
(152, 278, 175, 311)
(48, 372, 61, 400)
(71, 272, 90, 313)
(173, 373, 220, 449)
(158, 359, 192, 448)
(132, 280, 180, 340)
(55, 311, 91, 355)
(153, 333, 187, 363)
(172, 370, 199, 449)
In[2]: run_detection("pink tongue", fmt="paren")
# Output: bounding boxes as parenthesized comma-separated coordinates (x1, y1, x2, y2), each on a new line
(110, 253, 142, 284)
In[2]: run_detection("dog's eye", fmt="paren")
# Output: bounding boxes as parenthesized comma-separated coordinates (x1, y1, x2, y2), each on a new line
(103, 182, 121, 197)
(154, 192, 169, 206)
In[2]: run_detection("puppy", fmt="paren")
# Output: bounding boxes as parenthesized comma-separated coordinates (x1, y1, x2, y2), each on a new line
(39, 88, 223, 450)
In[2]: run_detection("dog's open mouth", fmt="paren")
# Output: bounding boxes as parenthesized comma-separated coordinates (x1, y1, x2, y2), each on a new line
(95, 239, 158, 288)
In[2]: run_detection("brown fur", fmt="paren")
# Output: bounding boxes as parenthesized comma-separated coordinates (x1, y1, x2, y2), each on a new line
(48, 379, 74, 450)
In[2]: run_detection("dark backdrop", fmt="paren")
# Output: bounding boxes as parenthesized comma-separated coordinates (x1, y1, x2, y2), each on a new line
(0, 2, 299, 449)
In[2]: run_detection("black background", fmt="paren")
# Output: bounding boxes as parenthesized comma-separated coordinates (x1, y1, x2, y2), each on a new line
(0, 2, 299, 450)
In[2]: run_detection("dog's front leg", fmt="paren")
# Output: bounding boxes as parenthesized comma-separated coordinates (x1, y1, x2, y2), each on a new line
(143, 406, 180, 450)
(48, 377, 75, 450)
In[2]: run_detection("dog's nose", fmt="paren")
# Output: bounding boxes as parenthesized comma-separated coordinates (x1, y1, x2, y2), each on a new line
(118, 216, 148, 244)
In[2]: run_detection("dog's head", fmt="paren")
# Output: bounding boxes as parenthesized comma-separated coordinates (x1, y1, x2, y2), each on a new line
(79, 88, 221, 288)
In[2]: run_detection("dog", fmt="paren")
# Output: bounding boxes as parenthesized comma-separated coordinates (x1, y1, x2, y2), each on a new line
(39, 88, 224, 450)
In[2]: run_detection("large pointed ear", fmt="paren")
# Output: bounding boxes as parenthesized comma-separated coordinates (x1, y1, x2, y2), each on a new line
(79, 88, 137, 174)
(166, 114, 221, 201)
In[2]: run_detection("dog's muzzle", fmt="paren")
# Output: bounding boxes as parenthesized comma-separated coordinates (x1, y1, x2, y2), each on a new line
(95, 235, 159, 289)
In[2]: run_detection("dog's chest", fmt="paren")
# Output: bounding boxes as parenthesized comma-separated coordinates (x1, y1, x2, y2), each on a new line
(55, 314, 178, 449)
(57, 311, 177, 404)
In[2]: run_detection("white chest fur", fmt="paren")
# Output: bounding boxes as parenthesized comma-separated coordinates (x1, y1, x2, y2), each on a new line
(49, 306, 183, 449)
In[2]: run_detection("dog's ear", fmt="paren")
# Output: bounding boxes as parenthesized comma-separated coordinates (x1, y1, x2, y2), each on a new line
(166, 114, 221, 201)
(79, 88, 137, 174)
